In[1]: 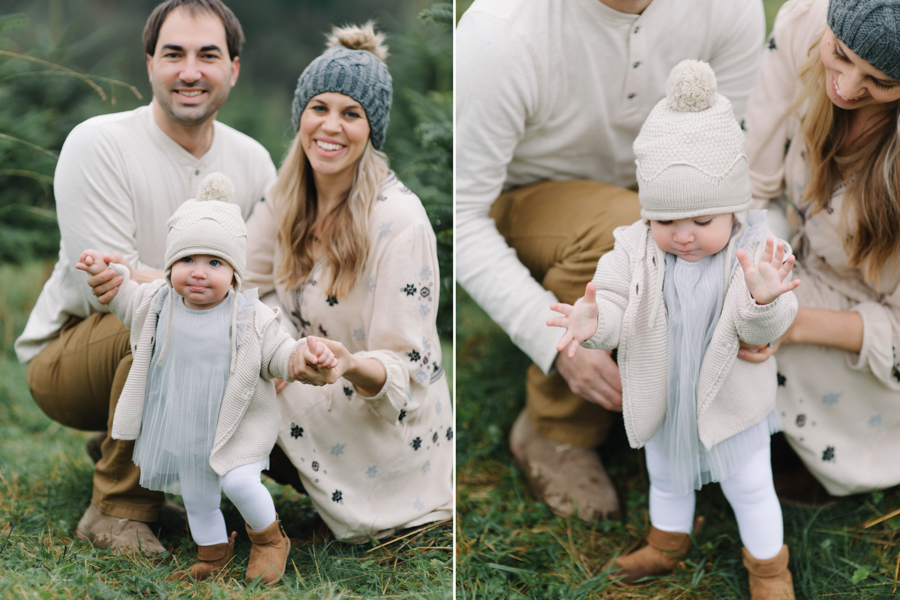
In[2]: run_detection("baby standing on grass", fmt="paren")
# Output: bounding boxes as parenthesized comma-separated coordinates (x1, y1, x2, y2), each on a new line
(77, 173, 336, 585)
(549, 61, 800, 600)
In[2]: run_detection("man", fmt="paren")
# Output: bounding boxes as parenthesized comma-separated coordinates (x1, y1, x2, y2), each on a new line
(15, 0, 276, 554)
(456, 0, 765, 520)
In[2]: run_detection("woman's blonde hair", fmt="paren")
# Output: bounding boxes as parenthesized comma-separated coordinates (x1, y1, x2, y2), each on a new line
(794, 32, 900, 285)
(272, 135, 389, 298)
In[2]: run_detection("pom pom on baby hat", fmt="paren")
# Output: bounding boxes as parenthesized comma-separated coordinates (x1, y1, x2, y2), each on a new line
(666, 60, 717, 112)
(634, 60, 751, 222)
(196, 172, 234, 203)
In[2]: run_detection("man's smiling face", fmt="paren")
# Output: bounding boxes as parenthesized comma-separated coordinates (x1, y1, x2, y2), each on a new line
(146, 6, 240, 128)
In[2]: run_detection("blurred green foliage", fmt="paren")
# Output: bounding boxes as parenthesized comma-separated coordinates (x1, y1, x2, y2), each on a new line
(0, 0, 452, 335)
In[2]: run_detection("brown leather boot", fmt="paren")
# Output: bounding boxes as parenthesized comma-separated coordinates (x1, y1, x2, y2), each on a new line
(509, 410, 620, 521)
(245, 518, 291, 585)
(172, 532, 236, 582)
(607, 526, 691, 585)
(743, 545, 796, 600)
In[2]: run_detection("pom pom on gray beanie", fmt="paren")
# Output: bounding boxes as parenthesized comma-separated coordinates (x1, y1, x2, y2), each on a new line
(634, 60, 751, 222)
(291, 22, 392, 150)
(828, 0, 900, 81)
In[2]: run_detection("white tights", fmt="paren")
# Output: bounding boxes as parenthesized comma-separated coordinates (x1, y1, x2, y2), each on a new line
(181, 459, 277, 546)
(645, 440, 784, 560)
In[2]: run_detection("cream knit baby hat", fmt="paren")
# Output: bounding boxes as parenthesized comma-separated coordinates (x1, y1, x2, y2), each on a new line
(164, 172, 246, 288)
(159, 172, 246, 372)
(634, 60, 751, 221)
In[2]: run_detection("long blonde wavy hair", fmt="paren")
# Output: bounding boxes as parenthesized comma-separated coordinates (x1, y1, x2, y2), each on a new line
(272, 135, 389, 298)
(794, 32, 900, 285)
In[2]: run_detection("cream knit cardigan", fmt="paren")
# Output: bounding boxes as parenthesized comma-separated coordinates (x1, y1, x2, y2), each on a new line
(108, 267, 303, 476)
(581, 220, 798, 451)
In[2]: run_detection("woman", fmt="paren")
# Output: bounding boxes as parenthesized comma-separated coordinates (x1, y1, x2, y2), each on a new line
(243, 23, 452, 541)
(742, 0, 900, 498)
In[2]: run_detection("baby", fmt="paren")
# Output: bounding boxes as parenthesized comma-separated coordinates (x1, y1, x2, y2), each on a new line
(549, 61, 799, 598)
(77, 173, 334, 585)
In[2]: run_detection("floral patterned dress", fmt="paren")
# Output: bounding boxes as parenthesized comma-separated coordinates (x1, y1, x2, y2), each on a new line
(244, 172, 453, 540)
(745, 0, 900, 494)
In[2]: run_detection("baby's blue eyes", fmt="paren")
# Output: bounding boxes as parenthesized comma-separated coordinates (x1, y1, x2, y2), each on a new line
(181, 257, 221, 266)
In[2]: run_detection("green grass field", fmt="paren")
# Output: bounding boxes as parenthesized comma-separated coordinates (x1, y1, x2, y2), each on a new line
(0, 261, 452, 599)
(456, 286, 900, 599)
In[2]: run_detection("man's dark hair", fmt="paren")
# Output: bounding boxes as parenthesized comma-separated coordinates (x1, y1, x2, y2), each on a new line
(143, 0, 244, 59)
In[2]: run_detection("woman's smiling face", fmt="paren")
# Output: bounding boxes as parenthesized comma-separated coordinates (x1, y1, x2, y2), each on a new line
(820, 28, 900, 110)
(299, 92, 371, 182)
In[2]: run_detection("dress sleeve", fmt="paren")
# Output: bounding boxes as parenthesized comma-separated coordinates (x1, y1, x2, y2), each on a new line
(746, 0, 822, 208)
(354, 222, 441, 425)
(244, 195, 277, 297)
(848, 288, 900, 391)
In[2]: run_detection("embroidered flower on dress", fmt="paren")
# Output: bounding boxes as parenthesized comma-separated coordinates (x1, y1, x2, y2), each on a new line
(420, 266, 433, 280)
(326, 295, 338, 307)
(332, 490, 343, 504)
(422, 460, 431, 475)
(402, 284, 417, 297)
(352, 327, 366, 342)
(378, 220, 393, 240)
(312, 461, 319, 472)
(398, 409, 407, 423)
(290, 423, 303, 439)
(822, 392, 841, 406)
(410, 437, 422, 451)
(366, 465, 378, 479)
(413, 497, 424, 511)
(869, 414, 883, 428)
(777, 372, 786, 387)
(822, 446, 835, 462)
(418, 304, 431, 318)
(331, 443, 346, 456)
(446, 427, 453, 441)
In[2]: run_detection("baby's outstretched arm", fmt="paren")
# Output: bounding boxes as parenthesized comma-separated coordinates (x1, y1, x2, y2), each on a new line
(547, 282, 600, 359)
(736, 237, 801, 305)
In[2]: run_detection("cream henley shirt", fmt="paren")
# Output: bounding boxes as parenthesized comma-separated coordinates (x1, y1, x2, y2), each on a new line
(456, 0, 765, 373)
(16, 105, 276, 363)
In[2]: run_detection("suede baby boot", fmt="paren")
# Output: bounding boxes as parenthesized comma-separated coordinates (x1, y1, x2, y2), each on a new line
(245, 517, 291, 585)
(606, 526, 691, 585)
(173, 531, 236, 582)
(743, 545, 796, 600)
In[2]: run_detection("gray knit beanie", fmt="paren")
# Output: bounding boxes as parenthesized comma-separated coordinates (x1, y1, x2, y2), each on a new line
(828, 0, 900, 81)
(291, 22, 392, 150)
(634, 60, 752, 222)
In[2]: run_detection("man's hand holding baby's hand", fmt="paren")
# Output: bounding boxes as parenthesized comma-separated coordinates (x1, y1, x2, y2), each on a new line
(76, 249, 108, 276)
(737, 237, 801, 305)
(547, 282, 600, 359)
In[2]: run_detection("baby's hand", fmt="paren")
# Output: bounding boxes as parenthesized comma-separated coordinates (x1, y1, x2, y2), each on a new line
(736, 237, 801, 305)
(289, 336, 339, 384)
(75, 249, 108, 277)
(547, 282, 600, 359)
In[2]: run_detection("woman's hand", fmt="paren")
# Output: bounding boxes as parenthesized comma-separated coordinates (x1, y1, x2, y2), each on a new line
(290, 336, 340, 384)
(289, 336, 388, 397)
(738, 307, 863, 363)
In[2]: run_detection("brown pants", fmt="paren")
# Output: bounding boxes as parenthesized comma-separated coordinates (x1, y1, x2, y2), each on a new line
(489, 179, 642, 448)
(27, 312, 303, 522)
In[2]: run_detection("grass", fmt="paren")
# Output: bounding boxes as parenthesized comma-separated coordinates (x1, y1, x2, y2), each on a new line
(0, 260, 452, 599)
(455, 285, 900, 599)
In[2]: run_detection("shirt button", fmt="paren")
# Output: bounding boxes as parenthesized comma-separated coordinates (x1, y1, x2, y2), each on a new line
(628, 93, 636, 100)
(195, 169, 200, 176)
(633, 61, 641, 68)
(634, 26, 640, 34)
